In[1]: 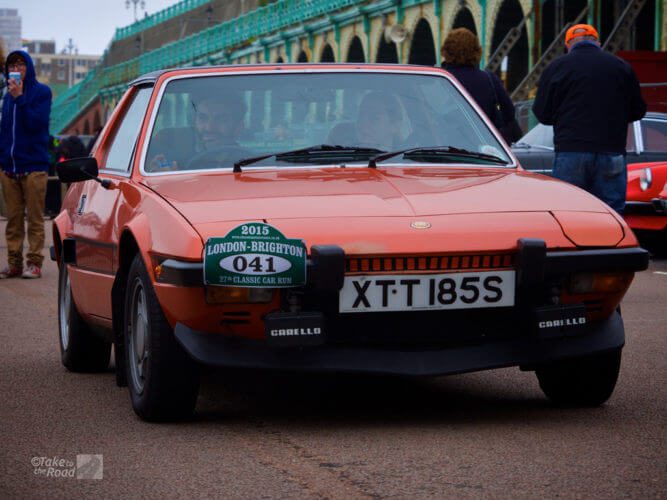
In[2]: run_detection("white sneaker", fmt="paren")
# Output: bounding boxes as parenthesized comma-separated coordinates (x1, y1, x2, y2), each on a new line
(22, 263, 42, 279)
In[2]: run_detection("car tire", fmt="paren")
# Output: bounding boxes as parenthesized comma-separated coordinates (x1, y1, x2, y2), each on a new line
(58, 260, 111, 372)
(635, 229, 667, 258)
(536, 348, 622, 407)
(651, 229, 667, 258)
(124, 254, 199, 421)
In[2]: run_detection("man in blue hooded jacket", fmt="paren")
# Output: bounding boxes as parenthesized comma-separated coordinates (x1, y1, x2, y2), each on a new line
(0, 50, 52, 279)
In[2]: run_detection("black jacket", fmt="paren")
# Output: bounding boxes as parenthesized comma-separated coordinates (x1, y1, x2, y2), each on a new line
(532, 43, 646, 154)
(442, 63, 518, 142)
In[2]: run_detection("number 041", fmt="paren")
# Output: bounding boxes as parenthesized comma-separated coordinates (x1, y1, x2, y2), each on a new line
(232, 255, 276, 273)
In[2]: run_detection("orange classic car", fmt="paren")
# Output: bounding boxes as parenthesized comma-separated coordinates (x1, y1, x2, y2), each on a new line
(54, 64, 648, 421)
(625, 161, 667, 255)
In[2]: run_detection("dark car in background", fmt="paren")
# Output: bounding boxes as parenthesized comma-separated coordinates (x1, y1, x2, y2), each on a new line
(45, 135, 95, 217)
(511, 114, 667, 255)
(512, 112, 667, 174)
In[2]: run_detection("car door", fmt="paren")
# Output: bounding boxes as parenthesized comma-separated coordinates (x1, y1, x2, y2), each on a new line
(625, 121, 642, 165)
(67, 85, 153, 324)
(636, 117, 667, 163)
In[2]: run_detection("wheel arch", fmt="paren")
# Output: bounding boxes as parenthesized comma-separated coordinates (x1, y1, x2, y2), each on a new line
(111, 228, 143, 387)
(52, 213, 72, 268)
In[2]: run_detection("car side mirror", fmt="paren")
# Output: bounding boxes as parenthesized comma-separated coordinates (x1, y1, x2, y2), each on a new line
(57, 157, 116, 189)
(57, 157, 99, 183)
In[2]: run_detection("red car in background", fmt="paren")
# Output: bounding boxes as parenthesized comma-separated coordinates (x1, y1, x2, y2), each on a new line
(626, 161, 667, 256)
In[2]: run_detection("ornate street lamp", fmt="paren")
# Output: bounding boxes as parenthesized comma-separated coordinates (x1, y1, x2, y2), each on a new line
(64, 37, 78, 88)
(126, 0, 147, 22)
(205, 5, 213, 26)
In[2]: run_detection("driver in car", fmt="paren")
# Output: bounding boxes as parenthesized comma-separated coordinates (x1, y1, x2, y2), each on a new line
(148, 95, 247, 171)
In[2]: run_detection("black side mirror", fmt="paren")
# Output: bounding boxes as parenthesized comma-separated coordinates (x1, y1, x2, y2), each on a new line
(56, 157, 99, 183)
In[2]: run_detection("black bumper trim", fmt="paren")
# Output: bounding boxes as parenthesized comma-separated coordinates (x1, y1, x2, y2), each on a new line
(625, 200, 665, 216)
(651, 198, 666, 214)
(544, 247, 649, 274)
(158, 259, 203, 287)
(174, 311, 624, 376)
(161, 245, 649, 288)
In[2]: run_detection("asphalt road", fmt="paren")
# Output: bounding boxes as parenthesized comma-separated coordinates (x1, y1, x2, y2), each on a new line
(1, 220, 665, 498)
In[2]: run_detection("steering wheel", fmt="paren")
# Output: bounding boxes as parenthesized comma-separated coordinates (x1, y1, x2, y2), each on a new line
(186, 146, 250, 170)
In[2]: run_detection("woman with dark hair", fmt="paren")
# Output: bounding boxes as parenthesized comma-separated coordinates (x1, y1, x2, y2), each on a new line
(441, 28, 521, 144)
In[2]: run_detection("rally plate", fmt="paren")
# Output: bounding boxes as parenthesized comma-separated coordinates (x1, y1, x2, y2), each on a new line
(204, 222, 306, 287)
(339, 270, 515, 313)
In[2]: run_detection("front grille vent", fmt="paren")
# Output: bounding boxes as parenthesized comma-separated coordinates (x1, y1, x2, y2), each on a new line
(345, 253, 514, 274)
(220, 311, 251, 325)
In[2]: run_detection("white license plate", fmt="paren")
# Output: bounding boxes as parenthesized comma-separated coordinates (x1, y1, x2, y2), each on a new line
(339, 271, 515, 313)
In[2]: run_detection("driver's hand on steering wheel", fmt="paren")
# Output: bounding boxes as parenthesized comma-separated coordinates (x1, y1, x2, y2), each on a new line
(148, 154, 178, 172)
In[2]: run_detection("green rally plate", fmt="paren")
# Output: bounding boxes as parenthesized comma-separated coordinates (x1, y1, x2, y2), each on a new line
(204, 222, 307, 287)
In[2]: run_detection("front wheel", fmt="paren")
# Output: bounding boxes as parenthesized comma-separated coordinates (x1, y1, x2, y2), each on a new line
(58, 260, 111, 372)
(124, 254, 199, 421)
(536, 348, 622, 407)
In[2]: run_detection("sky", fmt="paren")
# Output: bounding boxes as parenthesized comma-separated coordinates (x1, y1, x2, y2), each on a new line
(3, 0, 180, 55)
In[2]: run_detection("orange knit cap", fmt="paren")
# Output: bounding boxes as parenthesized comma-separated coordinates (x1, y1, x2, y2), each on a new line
(565, 24, 599, 44)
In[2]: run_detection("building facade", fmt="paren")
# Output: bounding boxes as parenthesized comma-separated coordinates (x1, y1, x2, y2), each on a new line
(24, 40, 101, 98)
(0, 8, 21, 54)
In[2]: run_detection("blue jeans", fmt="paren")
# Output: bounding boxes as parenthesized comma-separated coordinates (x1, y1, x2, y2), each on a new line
(553, 152, 627, 214)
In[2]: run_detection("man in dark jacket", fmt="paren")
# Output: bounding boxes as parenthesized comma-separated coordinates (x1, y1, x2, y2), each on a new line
(532, 24, 646, 214)
(0, 50, 52, 279)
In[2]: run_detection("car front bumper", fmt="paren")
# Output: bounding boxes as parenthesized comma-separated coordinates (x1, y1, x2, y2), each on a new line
(174, 310, 625, 376)
(169, 242, 646, 375)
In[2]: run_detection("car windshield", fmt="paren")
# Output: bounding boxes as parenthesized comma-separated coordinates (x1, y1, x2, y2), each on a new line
(516, 123, 554, 149)
(144, 72, 512, 172)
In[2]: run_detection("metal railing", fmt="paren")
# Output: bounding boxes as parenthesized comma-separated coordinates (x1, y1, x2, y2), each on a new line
(485, 8, 533, 74)
(602, 0, 648, 53)
(510, 5, 589, 101)
(113, 0, 211, 41)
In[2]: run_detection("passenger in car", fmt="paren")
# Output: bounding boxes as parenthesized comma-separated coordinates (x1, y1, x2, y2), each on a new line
(147, 95, 247, 171)
(327, 91, 403, 151)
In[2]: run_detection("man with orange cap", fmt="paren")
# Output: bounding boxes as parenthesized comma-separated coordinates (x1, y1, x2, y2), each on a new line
(532, 24, 646, 214)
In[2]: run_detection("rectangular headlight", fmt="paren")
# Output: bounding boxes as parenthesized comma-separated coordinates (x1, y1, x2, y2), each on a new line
(568, 272, 633, 294)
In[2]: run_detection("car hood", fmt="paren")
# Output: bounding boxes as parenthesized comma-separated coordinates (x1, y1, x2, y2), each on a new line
(142, 167, 625, 252)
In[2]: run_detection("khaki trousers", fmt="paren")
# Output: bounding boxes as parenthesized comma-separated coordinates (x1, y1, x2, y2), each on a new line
(0, 171, 48, 268)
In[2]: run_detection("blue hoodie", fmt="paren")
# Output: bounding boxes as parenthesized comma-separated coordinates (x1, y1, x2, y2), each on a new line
(0, 50, 52, 174)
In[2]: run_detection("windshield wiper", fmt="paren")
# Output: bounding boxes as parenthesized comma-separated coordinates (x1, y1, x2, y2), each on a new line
(368, 146, 509, 168)
(233, 144, 386, 172)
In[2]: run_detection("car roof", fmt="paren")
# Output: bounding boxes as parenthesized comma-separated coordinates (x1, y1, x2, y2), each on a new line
(129, 70, 169, 86)
(128, 63, 445, 87)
